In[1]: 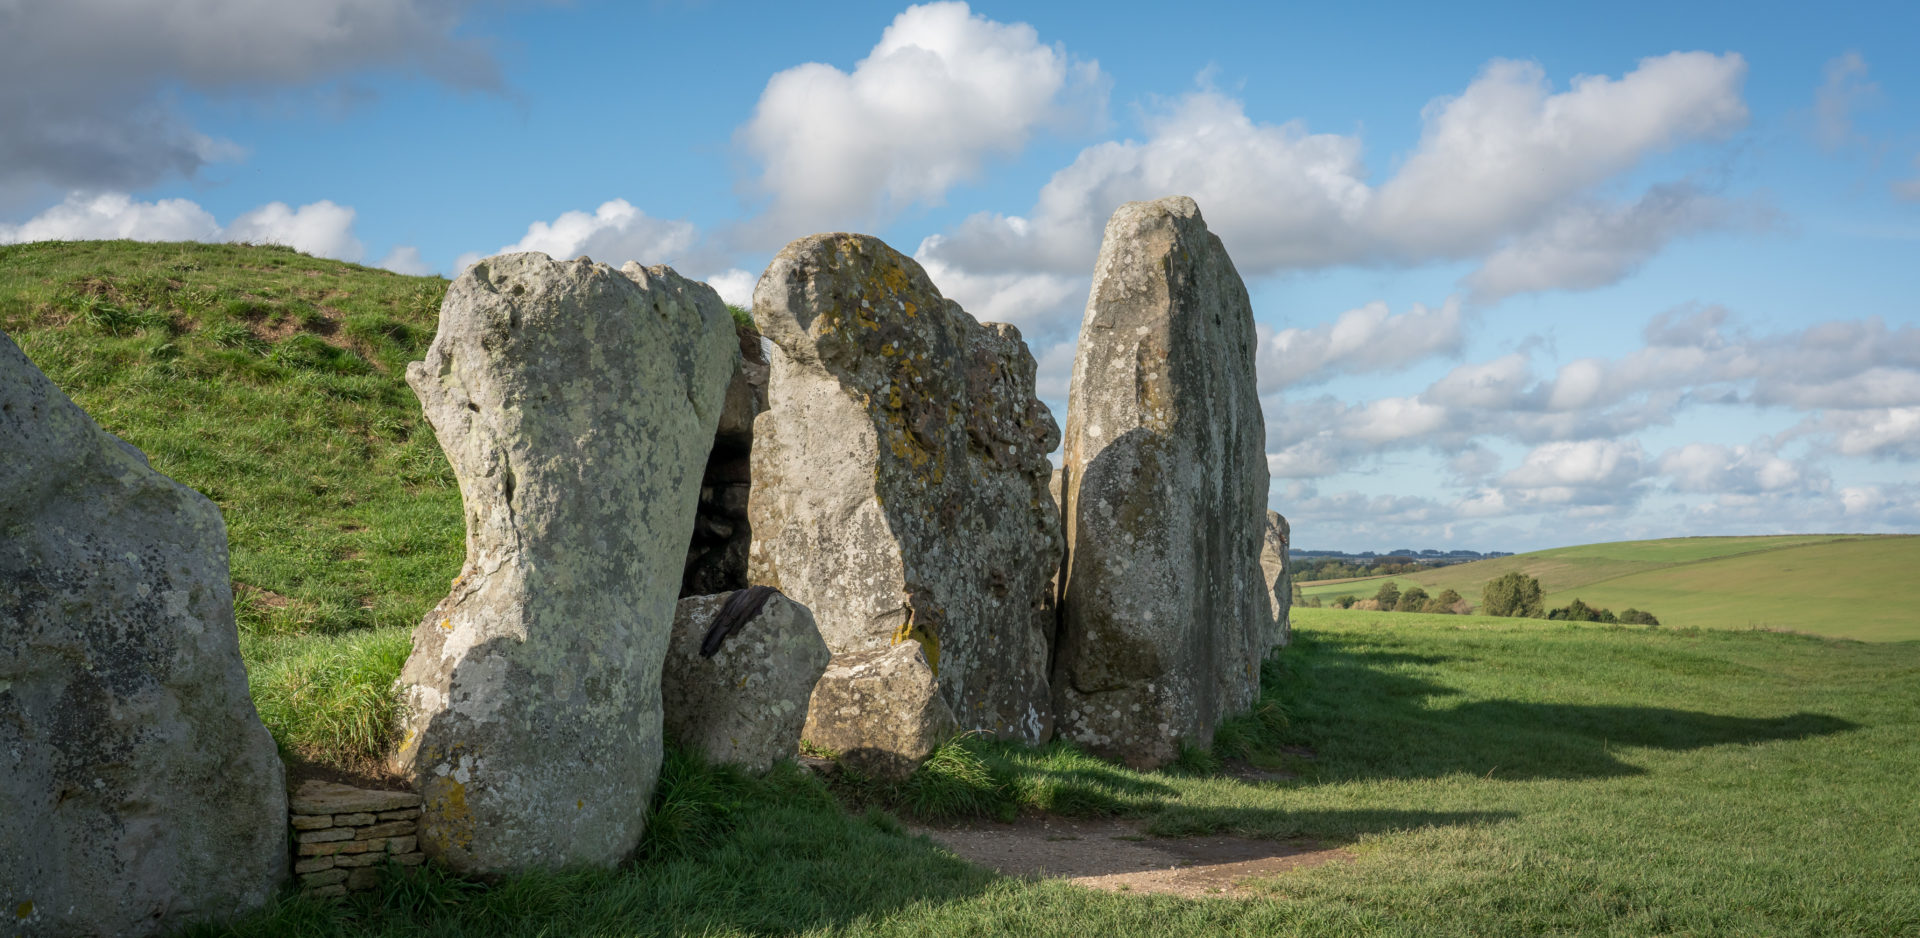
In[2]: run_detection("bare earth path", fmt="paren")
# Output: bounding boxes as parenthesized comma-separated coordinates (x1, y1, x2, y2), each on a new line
(910, 817, 1350, 899)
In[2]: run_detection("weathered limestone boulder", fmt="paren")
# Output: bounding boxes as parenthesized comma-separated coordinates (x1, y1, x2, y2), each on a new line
(1263, 511, 1292, 651)
(0, 330, 286, 936)
(1054, 197, 1271, 769)
(682, 324, 769, 597)
(803, 644, 956, 781)
(748, 234, 1062, 746)
(662, 590, 829, 774)
(391, 253, 736, 875)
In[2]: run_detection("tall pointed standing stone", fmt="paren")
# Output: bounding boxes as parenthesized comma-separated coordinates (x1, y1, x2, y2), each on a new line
(1, 331, 286, 937)
(749, 234, 1062, 748)
(391, 253, 736, 875)
(1055, 197, 1271, 768)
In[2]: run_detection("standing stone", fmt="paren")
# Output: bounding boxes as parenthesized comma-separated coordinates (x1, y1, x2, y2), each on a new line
(749, 234, 1062, 748)
(390, 253, 736, 876)
(1263, 511, 1292, 651)
(661, 590, 829, 774)
(1054, 197, 1271, 769)
(0, 330, 286, 937)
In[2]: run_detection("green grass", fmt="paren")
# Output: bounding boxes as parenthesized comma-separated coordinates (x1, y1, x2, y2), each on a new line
(1300, 535, 1920, 641)
(182, 609, 1917, 936)
(10, 242, 1918, 933)
(1, 239, 460, 764)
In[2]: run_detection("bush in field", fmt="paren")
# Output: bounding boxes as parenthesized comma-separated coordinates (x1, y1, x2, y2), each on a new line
(1482, 572, 1545, 618)
(1395, 586, 1430, 613)
(1425, 588, 1466, 614)
(1374, 580, 1401, 610)
(1331, 594, 1357, 609)
(1618, 608, 1661, 626)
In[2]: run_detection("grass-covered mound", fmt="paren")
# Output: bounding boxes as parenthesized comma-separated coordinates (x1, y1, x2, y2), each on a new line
(1300, 535, 1920, 641)
(185, 609, 1918, 936)
(0, 239, 460, 771)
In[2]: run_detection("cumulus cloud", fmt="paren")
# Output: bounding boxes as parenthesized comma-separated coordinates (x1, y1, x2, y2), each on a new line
(1260, 306, 1920, 493)
(1814, 52, 1877, 151)
(227, 200, 364, 260)
(704, 268, 758, 309)
(917, 51, 1751, 322)
(378, 245, 433, 276)
(1257, 298, 1466, 391)
(1657, 443, 1816, 494)
(0, 0, 506, 196)
(457, 199, 723, 274)
(0, 190, 370, 262)
(1466, 184, 1760, 302)
(737, 1, 1105, 242)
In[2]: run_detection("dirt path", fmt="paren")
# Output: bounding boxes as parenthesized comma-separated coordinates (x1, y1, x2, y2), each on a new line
(911, 816, 1349, 899)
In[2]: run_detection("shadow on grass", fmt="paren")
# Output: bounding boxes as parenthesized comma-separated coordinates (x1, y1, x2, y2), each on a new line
(1279, 632, 1859, 783)
(194, 749, 1504, 938)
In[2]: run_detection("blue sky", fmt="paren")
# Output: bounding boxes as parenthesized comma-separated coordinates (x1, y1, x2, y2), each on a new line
(3, 0, 1917, 551)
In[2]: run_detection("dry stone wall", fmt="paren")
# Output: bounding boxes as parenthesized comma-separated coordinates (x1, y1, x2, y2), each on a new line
(1054, 197, 1272, 769)
(391, 253, 737, 876)
(289, 781, 426, 898)
(748, 234, 1062, 752)
(0, 329, 287, 938)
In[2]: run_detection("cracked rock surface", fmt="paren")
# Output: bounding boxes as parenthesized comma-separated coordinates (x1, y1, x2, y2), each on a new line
(391, 253, 736, 876)
(1, 330, 286, 937)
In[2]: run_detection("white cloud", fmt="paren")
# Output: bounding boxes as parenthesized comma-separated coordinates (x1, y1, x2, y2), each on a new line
(0, 0, 506, 195)
(918, 51, 1750, 306)
(1814, 52, 1877, 151)
(378, 245, 432, 276)
(704, 268, 758, 309)
(1503, 439, 1648, 491)
(226, 200, 363, 260)
(1467, 184, 1759, 302)
(0, 191, 218, 243)
(737, 1, 1104, 241)
(0, 190, 366, 262)
(1657, 443, 1816, 494)
(1257, 298, 1466, 391)
(478, 199, 715, 272)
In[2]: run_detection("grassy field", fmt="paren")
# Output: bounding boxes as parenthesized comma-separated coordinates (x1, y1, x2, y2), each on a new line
(186, 609, 1919, 937)
(10, 242, 1919, 934)
(0, 239, 461, 770)
(1300, 535, 1920, 641)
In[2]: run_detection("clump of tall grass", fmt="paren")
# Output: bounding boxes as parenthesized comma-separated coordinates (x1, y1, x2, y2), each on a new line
(242, 626, 411, 769)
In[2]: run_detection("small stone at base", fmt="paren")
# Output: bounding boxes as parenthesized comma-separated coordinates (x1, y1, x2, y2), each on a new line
(292, 856, 336, 874)
(299, 869, 347, 887)
(302, 884, 347, 899)
(333, 853, 385, 868)
(346, 867, 382, 890)
(391, 852, 426, 866)
(386, 835, 417, 854)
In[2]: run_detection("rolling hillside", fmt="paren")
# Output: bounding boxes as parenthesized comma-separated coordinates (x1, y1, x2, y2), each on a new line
(1300, 534, 1920, 641)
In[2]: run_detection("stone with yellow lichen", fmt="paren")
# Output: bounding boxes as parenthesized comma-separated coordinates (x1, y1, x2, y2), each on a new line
(1054, 197, 1273, 770)
(748, 233, 1062, 755)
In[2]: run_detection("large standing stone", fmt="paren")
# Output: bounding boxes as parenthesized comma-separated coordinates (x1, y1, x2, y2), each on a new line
(390, 253, 736, 875)
(1054, 197, 1271, 768)
(0, 330, 286, 937)
(1263, 511, 1292, 651)
(748, 234, 1062, 747)
(662, 590, 829, 774)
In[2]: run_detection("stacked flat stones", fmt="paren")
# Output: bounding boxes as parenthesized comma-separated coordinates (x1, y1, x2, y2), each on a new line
(290, 781, 426, 897)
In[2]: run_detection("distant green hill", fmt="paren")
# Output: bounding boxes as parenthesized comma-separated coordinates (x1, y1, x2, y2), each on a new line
(1301, 534, 1920, 641)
